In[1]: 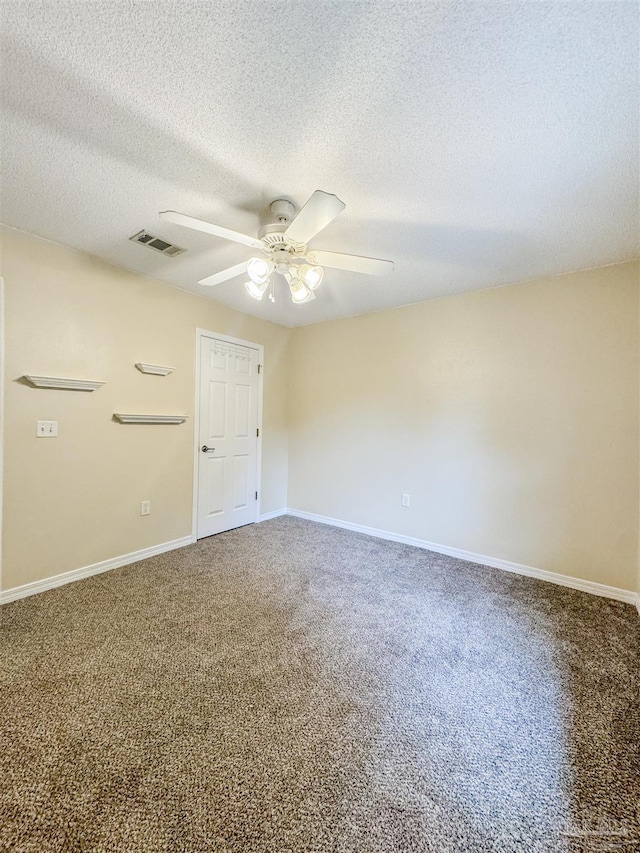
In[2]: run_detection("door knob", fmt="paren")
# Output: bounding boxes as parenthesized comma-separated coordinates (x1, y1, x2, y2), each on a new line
(201, 445, 215, 452)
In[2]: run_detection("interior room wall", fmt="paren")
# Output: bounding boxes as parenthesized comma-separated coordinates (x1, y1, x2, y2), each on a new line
(3, 225, 638, 602)
(1, 226, 290, 592)
(288, 261, 640, 593)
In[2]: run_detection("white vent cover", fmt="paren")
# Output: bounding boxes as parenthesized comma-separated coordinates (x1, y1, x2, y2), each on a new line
(129, 230, 186, 257)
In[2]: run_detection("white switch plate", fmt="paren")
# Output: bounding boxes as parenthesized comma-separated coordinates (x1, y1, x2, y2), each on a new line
(37, 420, 58, 437)
(140, 500, 151, 516)
(401, 493, 410, 507)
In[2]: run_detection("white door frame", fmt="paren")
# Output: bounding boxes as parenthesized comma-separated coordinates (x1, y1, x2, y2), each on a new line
(192, 328, 264, 543)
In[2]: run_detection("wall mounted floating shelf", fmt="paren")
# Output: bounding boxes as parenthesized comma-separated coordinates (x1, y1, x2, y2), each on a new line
(113, 413, 188, 424)
(135, 363, 175, 376)
(23, 375, 106, 391)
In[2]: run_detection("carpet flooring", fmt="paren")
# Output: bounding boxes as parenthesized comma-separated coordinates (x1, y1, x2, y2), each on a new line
(1, 516, 639, 853)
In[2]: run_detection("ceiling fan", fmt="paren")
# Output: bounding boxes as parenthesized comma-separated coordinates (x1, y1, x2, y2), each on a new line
(159, 190, 394, 304)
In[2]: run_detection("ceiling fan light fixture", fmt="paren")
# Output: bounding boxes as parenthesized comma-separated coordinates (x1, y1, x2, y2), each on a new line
(299, 263, 324, 290)
(245, 279, 269, 300)
(289, 279, 314, 304)
(247, 257, 274, 284)
(161, 191, 394, 309)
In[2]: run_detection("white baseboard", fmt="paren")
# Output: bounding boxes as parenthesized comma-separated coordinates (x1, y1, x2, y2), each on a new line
(258, 508, 288, 522)
(0, 536, 193, 605)
(3, 514, 638, 614)
(286, 508, 639, 609)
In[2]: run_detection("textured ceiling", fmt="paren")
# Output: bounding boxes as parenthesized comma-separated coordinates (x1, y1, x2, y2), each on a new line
(1, 1, 638, 328)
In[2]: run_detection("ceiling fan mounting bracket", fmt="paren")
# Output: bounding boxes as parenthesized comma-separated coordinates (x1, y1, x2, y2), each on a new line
(269, 198, 296, 224)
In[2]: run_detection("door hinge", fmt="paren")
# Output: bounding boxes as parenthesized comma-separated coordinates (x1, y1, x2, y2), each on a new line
(255, 491, 258, 500)
(258, 364, 263, 374)
(256, 427, 260, 437)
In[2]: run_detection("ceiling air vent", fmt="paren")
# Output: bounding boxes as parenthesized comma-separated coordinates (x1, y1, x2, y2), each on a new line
(129, 230, 186, 257)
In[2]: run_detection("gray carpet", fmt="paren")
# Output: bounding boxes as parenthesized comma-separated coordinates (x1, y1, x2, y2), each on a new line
(1, 516, 639, 853)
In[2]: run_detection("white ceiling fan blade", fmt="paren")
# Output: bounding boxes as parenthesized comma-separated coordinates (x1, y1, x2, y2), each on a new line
(160, 210, 263, 249)
(306, 250, 394, 276)
(285, 191, 346, 244)
(198, 261, 248, 287)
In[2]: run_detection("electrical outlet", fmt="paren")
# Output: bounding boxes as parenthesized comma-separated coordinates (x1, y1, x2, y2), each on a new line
(401, 493, 410, 507)
(140, 500, 151, 516)
(37, 420, 58, 437)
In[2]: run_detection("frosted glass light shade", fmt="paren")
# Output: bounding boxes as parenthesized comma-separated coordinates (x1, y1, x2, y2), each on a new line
(247, 257, 274, 284)
(299, 264, 324, 290)
(245, 279, 269, 300)
(289, 279, 314, 304)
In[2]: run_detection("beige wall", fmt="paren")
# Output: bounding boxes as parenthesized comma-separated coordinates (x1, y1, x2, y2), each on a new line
(2, 226, 638, 598)
(288, 261, 639, 592)
(1, 227, 290, 591)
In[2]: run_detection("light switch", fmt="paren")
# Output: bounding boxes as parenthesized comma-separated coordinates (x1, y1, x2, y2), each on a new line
(37, 420, 58, 437)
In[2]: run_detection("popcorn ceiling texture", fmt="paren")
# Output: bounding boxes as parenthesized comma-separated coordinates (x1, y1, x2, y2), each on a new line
(1, 517, 639, 852)
(0, 1, 638, 327)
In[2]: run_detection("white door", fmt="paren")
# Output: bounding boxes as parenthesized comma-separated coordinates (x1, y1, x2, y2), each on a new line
(197, 335, 260, 538)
